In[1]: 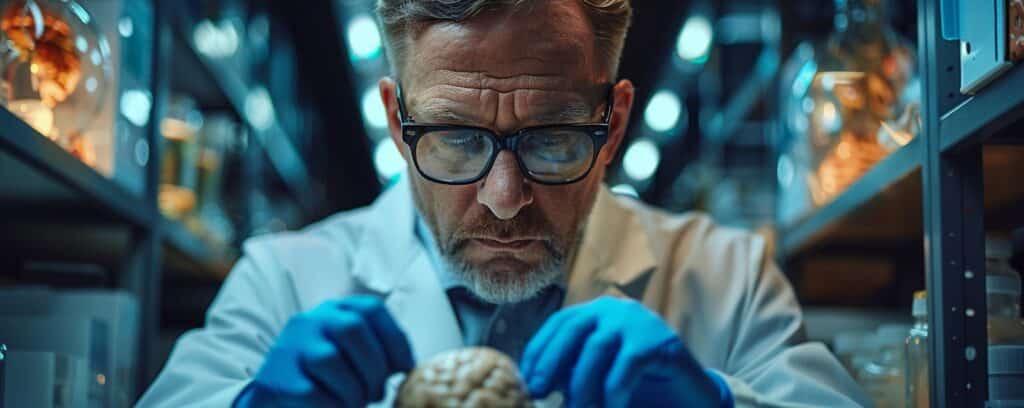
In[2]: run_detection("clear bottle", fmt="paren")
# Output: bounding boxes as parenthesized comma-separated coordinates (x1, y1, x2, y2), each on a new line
(987, 236, 1024, 345)
(859, 324, 909, 408)
(905, 291, 928, 408)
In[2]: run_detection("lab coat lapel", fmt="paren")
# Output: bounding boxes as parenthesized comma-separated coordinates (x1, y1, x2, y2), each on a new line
(385, 250, 465, 361)
(565, 185, 658, 305)
(348, 176, 464, 362)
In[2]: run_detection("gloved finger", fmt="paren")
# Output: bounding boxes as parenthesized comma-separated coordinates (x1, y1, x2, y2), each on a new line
(568, 330, 622, 408)
(322, 309, 392, 402)
(298, 336, 364, 408)
(338, 295, 416, 372)
(626, 341, 723, 407)
(604, 338, 665, 408)
(520, 304, 580, 377)
(525, 313, 598, 397)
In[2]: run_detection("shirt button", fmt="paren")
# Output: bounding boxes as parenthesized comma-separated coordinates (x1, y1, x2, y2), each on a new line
(495, 319, 507, 335)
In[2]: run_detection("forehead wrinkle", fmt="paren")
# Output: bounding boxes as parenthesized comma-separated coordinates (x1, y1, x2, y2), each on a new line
(415, 98, 594, 127)
(407, 81, 603, 128)
(525, 103, 593, 124)
(416, 103, 480, 124)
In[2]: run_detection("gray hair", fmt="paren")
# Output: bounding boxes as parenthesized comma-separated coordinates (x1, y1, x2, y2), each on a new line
(375, 0, 632, 82)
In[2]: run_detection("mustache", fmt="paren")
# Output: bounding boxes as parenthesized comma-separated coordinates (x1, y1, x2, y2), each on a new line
(444, 208, 565, 258)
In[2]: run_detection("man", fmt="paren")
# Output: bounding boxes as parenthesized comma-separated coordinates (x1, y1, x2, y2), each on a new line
(139, 0, 869, 406)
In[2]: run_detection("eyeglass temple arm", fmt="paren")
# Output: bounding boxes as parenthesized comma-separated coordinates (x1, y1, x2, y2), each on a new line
(602, 84, 616, 122)
(395, 81, 412, 123)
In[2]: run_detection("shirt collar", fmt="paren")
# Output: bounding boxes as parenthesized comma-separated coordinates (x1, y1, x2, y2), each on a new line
(414, 214, 466, 291)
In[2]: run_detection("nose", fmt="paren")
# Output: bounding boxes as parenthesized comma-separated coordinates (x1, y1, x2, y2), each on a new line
(477, 151, 534, 220)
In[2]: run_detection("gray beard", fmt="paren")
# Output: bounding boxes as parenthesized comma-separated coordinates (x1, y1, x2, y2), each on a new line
(440, 249, 566, 304)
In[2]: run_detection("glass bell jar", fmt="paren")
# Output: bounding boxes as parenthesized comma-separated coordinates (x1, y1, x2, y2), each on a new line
(780, 0, 919, 209)
(0, 0, 113, 165)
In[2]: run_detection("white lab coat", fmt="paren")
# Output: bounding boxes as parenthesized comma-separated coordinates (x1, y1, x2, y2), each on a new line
(138, 178, 871, 407)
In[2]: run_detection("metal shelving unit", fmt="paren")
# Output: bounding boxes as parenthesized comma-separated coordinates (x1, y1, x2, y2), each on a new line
(171, 9, 320, 216)
(0, 0, 246, 395)
(940, 63, 1024, 152)
(0, 109, 155, 229)
(777, 1, 1023, 405)
(920, 0, 1024, 406)
(0, 1, 168, 394)
(780, 137, 923, 257)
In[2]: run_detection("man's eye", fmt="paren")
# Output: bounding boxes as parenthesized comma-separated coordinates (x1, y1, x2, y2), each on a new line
(537, 135, 569, 147)
(437, 133, 489, 156)
(444, 135, 480, 147)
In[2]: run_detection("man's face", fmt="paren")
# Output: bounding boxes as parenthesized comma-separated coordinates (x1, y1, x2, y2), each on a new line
(380, 0, 634, 303)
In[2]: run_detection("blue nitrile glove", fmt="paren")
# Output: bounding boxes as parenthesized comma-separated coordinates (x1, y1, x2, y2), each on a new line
(520, 296, 734, 408)
(233, 295, 415, 407)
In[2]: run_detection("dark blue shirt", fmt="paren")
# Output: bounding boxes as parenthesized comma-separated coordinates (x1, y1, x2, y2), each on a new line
(414, 215, 565, 364)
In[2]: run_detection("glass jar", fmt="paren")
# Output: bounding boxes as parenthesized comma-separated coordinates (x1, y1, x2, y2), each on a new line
(0, 0, 113, 163)
(905, 291, 928, 408)
(186, 114, 239, 247)
(859, 324, 909, 408)
(780, 0, 919, 209)
(159, 95, 203, 220)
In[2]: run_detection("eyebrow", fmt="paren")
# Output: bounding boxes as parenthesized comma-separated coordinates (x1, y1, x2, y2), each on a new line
(414, 100, 597, 126)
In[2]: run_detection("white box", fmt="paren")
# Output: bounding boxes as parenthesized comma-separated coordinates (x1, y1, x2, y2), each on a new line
(0, 288, 137, 407)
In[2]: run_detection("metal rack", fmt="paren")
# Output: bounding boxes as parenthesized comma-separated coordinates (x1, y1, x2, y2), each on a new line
(778, 0, 1024, 406)
(0, 0, 334, 396)
(780, 137, 924, 257)
(1, 1, 383, 401)
(171, 8, 320, 216)
(920, 0, 1024, 404)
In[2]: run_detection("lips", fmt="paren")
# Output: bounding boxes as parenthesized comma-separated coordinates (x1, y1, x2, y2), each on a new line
(471, 238, 538, 250)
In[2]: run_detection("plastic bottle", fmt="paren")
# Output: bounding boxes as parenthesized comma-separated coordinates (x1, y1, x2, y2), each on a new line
(987, 236, 1024, 345)
(859, 324, 909, 408)
(905, 291, 928, 408)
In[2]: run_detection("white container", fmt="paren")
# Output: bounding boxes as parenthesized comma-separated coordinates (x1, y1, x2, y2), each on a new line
(0, 288, 138, 407)
(0, 317, 102, 407)
(988, 236, 1024, 345)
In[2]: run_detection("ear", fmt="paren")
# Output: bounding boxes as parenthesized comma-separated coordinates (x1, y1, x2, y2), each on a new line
(378, 77, 409, 163)
(599, 79, 635, 165)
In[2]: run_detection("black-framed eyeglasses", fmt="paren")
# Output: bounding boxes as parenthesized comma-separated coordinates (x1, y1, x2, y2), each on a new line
(396, 83, 614, 185)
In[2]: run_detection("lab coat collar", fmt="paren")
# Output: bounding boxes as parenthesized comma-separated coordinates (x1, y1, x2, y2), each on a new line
(349, 176, 464, 361)
(348, 176, 420, 293)
(565, 186, 658, 305)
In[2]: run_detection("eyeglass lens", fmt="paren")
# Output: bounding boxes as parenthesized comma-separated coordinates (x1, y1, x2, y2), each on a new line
(414, 128, 595, 183)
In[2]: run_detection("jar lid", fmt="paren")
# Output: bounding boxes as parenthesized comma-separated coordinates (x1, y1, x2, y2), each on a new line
(990, 345, 1024, 374)
(989, 275, 1023, 295)
(912, 290, 927, 317)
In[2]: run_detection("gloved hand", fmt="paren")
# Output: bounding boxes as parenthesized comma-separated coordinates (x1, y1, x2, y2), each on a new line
(233, 295, 415, 407)
(520, 296, 734, 408)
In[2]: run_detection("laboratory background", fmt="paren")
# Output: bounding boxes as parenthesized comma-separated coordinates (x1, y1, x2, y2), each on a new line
(0, 0, 1021, 406)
